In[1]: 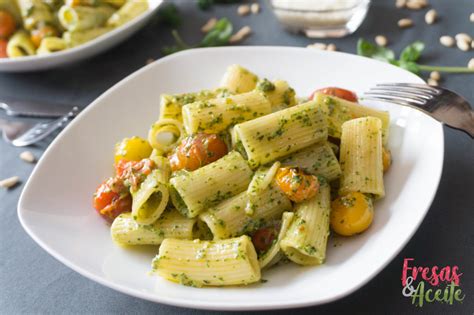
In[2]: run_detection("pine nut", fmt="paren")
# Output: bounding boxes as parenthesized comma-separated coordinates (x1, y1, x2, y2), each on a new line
(237, 4, 250, 16)
(0, 176, 20, 189)
(375, 35, 388, 47)
(398, 18, 413, 28)
(229, 26, 252, 43)
(19, 151, 36, 163)
(457, 39, 470, 51)
(439, 35, 455, 47)
(455, 33, 472, 43)
(425, 9, 437, 24)
(468, 58, 474, 69)
(427, 78, 438, 86)
(307, 43, 327, 50)
(326, 43, 337, 51)
(429, 71, 441, 81)
(406, 0, 423, 10)
(201, 17, 217, 33)
(250, 3, 260, 14)
(470, 13, 474, 22)
(395, 0, 407, 8)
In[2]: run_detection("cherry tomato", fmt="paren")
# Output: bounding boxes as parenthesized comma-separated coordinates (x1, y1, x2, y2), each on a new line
(0, 11, 16, 39)
(169, 133, 228, 172)
(310, 87, 358, 103)
(275, 167, 319, 203)
(251, 227, 278, 253)
(31, 25, 58, 48)
(115, 158, 155, 191)
(0, 39, 7, 58)
(330, 192, 374, 236)
(93, 177, 132, 222)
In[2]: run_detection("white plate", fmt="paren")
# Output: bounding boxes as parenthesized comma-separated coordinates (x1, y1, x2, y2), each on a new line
(0, 0, 163, 72)
(18, 47, 444, 310)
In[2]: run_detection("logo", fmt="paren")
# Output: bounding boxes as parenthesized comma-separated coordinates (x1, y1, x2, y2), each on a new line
(401, 258, 465, 307)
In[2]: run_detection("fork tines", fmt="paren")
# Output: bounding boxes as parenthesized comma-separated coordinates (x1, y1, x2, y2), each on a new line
(362, 83, 441, 106)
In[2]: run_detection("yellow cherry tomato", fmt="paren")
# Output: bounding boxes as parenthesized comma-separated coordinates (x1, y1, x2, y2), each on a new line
(114, 136, 152, 164)
(330, 192, 374, 236)
(382, 147, 391, 173)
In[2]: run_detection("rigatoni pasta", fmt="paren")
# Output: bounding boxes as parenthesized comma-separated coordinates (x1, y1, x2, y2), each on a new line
(92, 65, 392, 288)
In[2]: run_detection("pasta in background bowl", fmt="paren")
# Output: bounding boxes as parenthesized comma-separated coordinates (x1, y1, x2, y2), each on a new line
(18, 47, 444, 310)
(0, 0, 163, 72)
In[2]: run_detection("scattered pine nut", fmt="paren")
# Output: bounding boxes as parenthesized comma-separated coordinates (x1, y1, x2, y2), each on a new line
(457, 39, 470, 52)
(406, 0, 423, 10)
(0, 176, 20, 189)
(430, 71, 441, 81)
(375, 35, 388, 47)
(455, 33, 472, 43)
(250, 3, 260, 14)
(471, 41, 474, 49)
(470, 13, 474, 22)
(307, 43, 327, 50)
(398, 18, 413, 28)
(425, 9, 437, 24)
(439, 35, 455, 47)
(395, 0, 406, 8)
(201, 17, 217, 33)
(237, 4, 250, 16)
(229, 26, 252, 43)
(468, 58, 474, 69)
(427, 78, 438, 86)
(146, 58, 154, 65)
(19, 151, 36, 163)
(326, 43, 337, 51)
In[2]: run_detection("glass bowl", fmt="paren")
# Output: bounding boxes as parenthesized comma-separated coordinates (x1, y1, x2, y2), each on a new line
(269, 0, 371, 38)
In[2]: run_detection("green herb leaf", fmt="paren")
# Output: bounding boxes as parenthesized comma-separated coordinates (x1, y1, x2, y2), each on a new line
(158, 3, 181, 28)
(398, 61, 420, 75)
(200, 18, 233, 47)
(198, 0, 214, 10)
(400, 41, 425, 62)
(357, 38, 395, 62)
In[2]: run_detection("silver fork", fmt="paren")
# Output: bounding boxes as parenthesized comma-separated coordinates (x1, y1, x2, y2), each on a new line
(363, 83, 474, 138)
(3, 107, 79, 147)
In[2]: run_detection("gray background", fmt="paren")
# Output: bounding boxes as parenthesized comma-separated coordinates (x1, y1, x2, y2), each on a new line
(1, 0, 473, 314)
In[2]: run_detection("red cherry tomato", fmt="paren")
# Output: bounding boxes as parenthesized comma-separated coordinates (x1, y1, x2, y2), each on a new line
(169, 133, 228, 172)
(93, 177, 131, 222)
(310, 87, 358, 102)
(251, 227, 278, 253)
(115, 158, 155, 191)
(0, 39, 7, 58)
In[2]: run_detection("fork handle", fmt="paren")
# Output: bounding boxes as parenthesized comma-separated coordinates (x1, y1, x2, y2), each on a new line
(433, 108, 474, 139)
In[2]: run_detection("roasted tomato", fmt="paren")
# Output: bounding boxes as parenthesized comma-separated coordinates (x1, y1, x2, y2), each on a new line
(330, 192, 374, 236)
(310, 87, 358, 102)
(93, 177, 132, 222)
(251, 226, 279, 253)
(275, 167, 319, 203)
(169, 133, 228, 171)
(382, 147, 391, 172)
(0, 11, 16, 39)
(115, 158, 155, 192)
(0, 39, 7, 58)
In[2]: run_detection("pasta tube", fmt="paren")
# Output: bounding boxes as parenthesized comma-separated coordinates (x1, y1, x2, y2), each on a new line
(170, 151, 253, 218)
(37, 37, 67, 55)
(182, 91, 271, 134)
(58, 5, 115, 31)
(159, 89, 230, 121)
(313, 93, 390, 145)
(6, 31, 36, 58)
(256, 79, 296, 111)
(220, 64, 258, 94)
(259, 212, 294, 269)
(280, 183, 331, 266)
(281, 142, 341, 181)
(16, 0, 56, 30)
(65, 0, 126, 7)
(234, 100, 328, 168)
(111, 210, 196, 246)
(132, 169, 170, 225)
(63, 27, 113, 47)
(339, 117, 385, 198)
(147, 118, 184, 153)
(199, 183, 292, 239)
(245, 161, 281, 215)
(106, 0, 148, 27)
(151, 235, 261, 287)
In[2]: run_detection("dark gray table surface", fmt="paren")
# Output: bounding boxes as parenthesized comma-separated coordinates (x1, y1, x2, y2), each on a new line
(1, 0, 473, 314)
